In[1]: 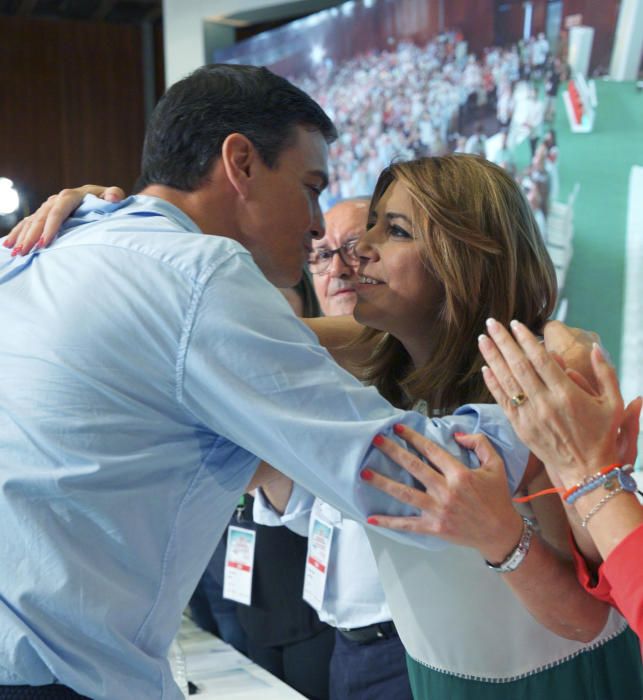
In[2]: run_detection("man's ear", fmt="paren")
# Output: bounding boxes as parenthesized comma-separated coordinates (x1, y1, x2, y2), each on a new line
(220, 133, 256, 199)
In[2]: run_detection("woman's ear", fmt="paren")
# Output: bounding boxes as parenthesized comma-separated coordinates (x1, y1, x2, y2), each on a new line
(220, 133, 256, 199)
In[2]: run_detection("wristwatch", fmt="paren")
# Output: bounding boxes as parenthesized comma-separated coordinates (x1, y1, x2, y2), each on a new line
(485, 517, 535, 574)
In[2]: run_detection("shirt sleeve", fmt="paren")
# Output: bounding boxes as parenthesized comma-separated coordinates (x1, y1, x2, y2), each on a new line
(178, 251, 529, 551)
(571, 522, 643, 649)
(602, 523, 643, 643)
(252, 483, 314, 538)
(570, 532, 616, 605)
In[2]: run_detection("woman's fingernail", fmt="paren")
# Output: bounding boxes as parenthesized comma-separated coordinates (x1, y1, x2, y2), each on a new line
(11, 245, 23, 257)
(393, 423, 405, 436)
(485, 318, 498, 330)
(510, 319, 519, 329)
(35, 236, 45, 249)
(372, 434, 385, 447)
(592, 342, 612, 364)
(2, 238, 12, 248)
(360, 469, 374, 481)
(367, 516, 379, 526)
(592, 342, 606, 362)
(454, 432, 466, 438)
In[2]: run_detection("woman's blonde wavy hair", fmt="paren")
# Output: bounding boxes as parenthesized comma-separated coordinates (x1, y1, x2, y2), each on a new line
(357, 154, 557, 412)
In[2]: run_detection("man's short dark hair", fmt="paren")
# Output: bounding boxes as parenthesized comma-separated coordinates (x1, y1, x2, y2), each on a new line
(138, 64, 337, 191)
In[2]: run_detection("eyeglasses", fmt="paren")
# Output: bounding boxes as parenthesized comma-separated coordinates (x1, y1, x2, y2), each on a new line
(308, 239, 360, 275)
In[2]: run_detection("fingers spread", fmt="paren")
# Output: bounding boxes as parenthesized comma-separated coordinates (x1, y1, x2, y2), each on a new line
(362, 468, 432, 511)
(454, 433, 504, 473)
(392, 424, 464, 479)
(373, 432, 444, 489)
(366, 514, 432, 534)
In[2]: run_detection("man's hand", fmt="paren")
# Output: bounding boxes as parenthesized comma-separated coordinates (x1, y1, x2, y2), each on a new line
(2, 184, 125, 255)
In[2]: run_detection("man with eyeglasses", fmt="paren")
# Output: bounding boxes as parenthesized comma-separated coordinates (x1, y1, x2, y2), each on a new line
(308, 198, 368, 317)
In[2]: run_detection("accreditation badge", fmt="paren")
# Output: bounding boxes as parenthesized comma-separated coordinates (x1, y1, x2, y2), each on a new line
(303, 516, 334, 611)
(222, 525, 256, 606)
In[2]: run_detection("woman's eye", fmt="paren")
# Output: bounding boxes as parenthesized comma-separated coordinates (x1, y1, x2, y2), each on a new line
(389, 224, 412, 239)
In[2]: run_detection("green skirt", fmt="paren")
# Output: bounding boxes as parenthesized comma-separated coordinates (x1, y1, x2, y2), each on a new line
(406, 627, 643, 700)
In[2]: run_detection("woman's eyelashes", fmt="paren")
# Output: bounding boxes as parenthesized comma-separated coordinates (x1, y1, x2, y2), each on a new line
(389, 223, 413, 239)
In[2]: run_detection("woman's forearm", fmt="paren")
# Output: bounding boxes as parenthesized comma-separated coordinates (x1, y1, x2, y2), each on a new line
(303, 315, 373, 373)
(500, 533, 610, 642)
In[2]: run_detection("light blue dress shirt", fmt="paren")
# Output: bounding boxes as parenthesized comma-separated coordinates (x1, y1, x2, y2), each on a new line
(0, 195, 528, 699)
(253, 403, 524, 630)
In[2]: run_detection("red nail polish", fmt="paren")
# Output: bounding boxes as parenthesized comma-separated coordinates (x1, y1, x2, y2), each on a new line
(372, 434, 385, 447)
(2, 238, 12, 248)
(36, 236, 45, 249)
(393, 423, 405, 435)
(454, 432, 466, 438)
(367, 516, 379, 526)
(360, 468, 374, 481)
(11, 246, 23, 257)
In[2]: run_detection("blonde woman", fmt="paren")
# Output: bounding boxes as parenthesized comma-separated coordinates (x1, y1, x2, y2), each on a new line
(345, 156, 641, 698)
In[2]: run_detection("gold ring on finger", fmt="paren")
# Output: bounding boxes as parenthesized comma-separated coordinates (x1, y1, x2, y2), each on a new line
(510, 392, 527, 407)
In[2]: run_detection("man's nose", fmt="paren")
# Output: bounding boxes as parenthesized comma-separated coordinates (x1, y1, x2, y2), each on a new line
(328, 250, 352, 277)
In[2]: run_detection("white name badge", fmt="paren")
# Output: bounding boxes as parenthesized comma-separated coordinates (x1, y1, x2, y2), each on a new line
(303, 516, 334, 611)
(222, 525, 256, 606)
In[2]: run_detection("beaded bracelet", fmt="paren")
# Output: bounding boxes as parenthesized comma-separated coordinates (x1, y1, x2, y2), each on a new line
(562, 463, 621, 504)
(512, 463, 640, 505)
(566, 465, 637, 505)
(566, 470, 617, 504)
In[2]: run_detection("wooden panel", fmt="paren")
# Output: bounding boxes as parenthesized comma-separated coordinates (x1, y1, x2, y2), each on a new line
(562, 0, 620, 72)
(444, 0, 496, 56)
(0, 16, 145, 215)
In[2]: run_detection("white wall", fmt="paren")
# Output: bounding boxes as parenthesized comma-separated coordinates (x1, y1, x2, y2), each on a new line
(162, 0, 309, 87)
(609, 0, 643, 81)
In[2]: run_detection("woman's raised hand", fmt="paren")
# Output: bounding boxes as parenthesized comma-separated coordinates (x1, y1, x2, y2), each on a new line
(2, 184, 125, 255)
(479, 318, 641, 488)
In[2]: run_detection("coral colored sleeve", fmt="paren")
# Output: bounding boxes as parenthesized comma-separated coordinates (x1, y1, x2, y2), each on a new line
(571, 524, 643, 650)
(602, 524, 643, 644)
(570, 531, 617, 605)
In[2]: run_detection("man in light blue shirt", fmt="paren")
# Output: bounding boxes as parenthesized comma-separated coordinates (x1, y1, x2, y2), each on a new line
(0, 65, 527, 699)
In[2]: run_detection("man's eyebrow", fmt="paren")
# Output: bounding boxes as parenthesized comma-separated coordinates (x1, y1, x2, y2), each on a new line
(308, 170, 329, 190)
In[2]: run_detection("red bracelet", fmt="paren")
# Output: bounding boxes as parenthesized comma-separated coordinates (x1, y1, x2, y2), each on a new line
(561, 463, 621, 502)
(512, 462, 622, 505)
(513, 486, 562, 504)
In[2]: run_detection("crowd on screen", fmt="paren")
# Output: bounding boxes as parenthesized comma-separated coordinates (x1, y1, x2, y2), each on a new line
(289, 31, 564, 238)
